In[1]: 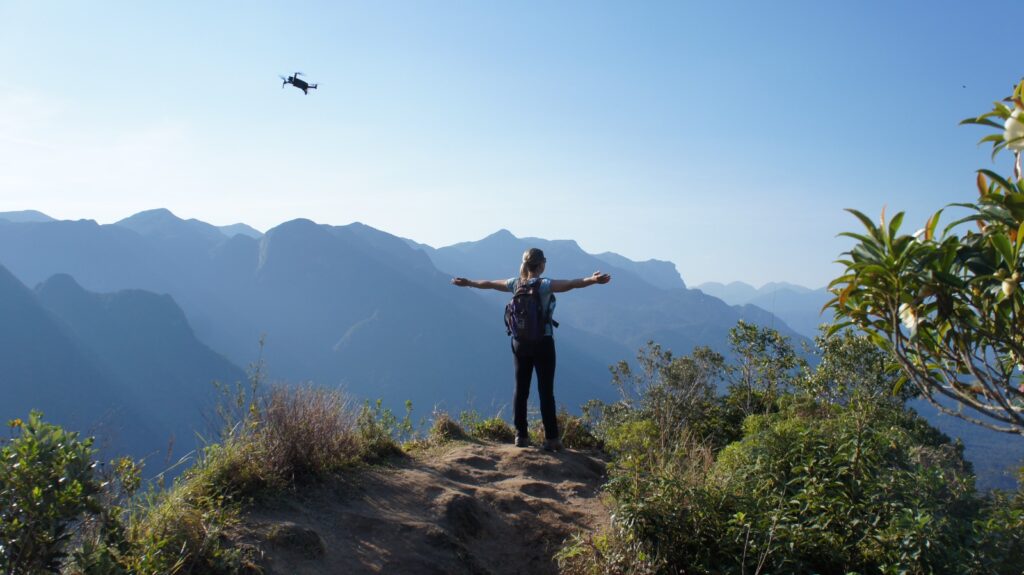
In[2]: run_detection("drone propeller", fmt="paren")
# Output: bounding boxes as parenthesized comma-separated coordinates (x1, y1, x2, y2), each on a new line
(294, 72, 304, 77)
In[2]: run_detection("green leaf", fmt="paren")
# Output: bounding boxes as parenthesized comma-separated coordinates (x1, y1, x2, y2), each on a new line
(933, 270, 966, 289)
(942, 214, 986, 236)
(852, 244, 886, 263)
(960, 117, 1006, 130)
(1002, 194, 1024, 222)
(825, 321, 854, 337)
(978, 133, 1007, 145)
(827, 273, 856, 286)
(845, 209, 878, 234)
(991, 233, 1015, 266)
(837, 232, 881, 245)
(991, 141, 1008, 162)
(889, 211, 906, 238)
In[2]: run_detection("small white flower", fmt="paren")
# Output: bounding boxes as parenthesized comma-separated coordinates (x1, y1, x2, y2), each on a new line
(1004, 107, 1024, 152)
(898, 303, 919, 332)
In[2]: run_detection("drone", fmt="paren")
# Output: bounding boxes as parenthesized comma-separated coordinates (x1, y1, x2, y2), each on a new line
(280, 72, 317, 95)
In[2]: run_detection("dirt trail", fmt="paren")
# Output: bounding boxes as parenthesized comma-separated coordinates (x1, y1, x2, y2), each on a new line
(242, 442, 610, 574)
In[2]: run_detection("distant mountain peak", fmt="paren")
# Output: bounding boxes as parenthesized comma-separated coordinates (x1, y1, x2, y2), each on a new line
(0, 210, 56, 223)
(115, 208, 226, 243)
(120, 207, 180, 222)
(277, 217, 318, 228)
(267, 218, 324, 237)
(36, 272, 82, 292)
(484, 229, 517, 241)
(218, 223, 263, 239)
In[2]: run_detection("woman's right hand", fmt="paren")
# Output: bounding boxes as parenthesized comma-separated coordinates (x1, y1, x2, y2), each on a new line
(451, 277, 470, 287)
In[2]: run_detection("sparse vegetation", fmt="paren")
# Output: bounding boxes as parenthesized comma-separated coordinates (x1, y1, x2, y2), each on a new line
(428, 411, 467, 443)
(459, 410, 516, 443)
(355, 398, 411, 460)
(531, 410, 601, 450)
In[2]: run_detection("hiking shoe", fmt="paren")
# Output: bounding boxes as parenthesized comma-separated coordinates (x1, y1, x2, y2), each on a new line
(542, 438, 564, 452)
(514, 435, 532, 448)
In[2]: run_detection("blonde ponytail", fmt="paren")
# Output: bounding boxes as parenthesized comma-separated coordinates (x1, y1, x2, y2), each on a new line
(519, 248, 546, 282)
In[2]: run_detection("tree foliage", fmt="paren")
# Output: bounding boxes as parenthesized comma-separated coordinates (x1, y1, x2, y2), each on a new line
(828, 79, 1024, 434)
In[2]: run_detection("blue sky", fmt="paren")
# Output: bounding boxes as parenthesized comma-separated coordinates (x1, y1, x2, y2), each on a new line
(1, 1, 1021, 287)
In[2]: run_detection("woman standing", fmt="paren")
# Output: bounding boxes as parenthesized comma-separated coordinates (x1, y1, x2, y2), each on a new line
(451, 248, 611, 450)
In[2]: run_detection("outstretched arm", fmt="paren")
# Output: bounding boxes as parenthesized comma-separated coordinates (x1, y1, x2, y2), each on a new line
(451, 278, 511, 291)
(550, 271, 611, 293)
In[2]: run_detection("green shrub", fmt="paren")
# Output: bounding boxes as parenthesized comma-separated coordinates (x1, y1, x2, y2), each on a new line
(0, 411, 102, 574)
(356, 399, 408, 460)
(70, 456, 149, 575)
(570, 397, 987, 574)
(561, 423, 721, 574)
(557, 411, 602, 450)
(711, 398, 978, 573)
(973, 470, 1024, 574)
(557, 531, 663, 575)
(459, 410, 515, 443)
(563, 328, 1019, 575)
(528, 410, 602, 450)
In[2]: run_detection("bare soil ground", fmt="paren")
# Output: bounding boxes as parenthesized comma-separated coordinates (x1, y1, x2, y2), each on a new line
(240, 441, 610, 574)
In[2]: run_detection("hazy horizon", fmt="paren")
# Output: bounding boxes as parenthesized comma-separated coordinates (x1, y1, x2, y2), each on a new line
(2, 206, 840, 289)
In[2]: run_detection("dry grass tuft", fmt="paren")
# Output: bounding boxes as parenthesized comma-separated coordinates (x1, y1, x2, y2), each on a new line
(260, 385, 360, 482)
(429, 412, 467, 443)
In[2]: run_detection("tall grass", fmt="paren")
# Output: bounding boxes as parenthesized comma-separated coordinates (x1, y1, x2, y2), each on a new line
(258, 385, 360, 483)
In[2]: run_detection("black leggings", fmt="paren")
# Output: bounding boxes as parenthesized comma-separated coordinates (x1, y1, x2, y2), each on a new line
(512, 336, 558, 440)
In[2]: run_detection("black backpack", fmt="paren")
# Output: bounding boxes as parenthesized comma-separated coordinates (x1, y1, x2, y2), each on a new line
(504, 279, 557, 342)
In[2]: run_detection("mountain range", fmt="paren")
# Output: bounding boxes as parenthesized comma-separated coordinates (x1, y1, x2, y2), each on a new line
(695, 280, 833, 339)
(0, 209, 1020, 488)
(0, 211, 805, 414)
